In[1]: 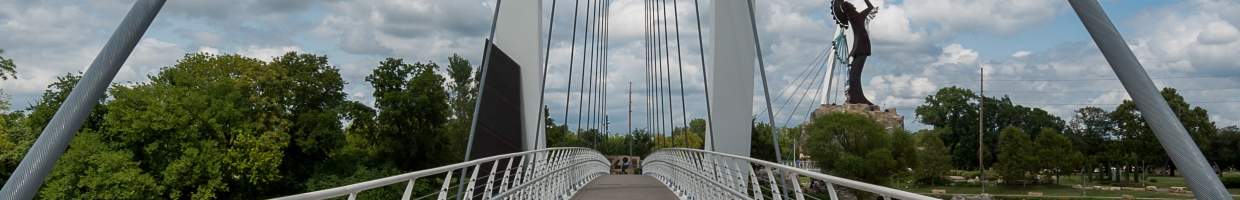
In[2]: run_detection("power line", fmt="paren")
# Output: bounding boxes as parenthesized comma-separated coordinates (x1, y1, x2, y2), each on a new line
(979, 74, 1240, 82)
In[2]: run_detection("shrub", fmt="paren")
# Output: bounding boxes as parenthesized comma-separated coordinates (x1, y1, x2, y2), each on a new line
(1222, 174, 1240, 188)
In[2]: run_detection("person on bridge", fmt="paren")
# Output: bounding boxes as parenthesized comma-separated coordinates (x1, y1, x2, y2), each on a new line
(832, 0, 876, 105)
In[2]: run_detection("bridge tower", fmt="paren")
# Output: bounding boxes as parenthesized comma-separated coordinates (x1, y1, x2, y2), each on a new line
(470, 1, 544, 159)
(705, 0, 758, 157)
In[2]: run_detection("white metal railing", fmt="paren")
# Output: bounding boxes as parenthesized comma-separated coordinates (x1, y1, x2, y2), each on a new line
(274, 147, 609, 200)
(643, 148, 937, 200)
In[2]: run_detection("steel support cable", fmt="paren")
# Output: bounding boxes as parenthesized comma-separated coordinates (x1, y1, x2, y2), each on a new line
(0, 1, 166, 198)
(580, 0, 600, 136)
(771, 48, 832, 121)
(689, 0, 715, 150)
(578, 0, 597, 135)
(670, 0, 692, 148)
(649, 0, 659, 146)
(489, 0, 560, 197)
(593, 0, 605, 136)
(1070, 1, 1230, 197)
(584, 0, 598, 136)
(653, 0, 667, 145)
(561, 0, 583, 142)
(656, 0, 672, 146)
(534, 0, 560, 150)
(595, 0, 605, 139)
(649, 0, 664, 143)
(459, 0, 503, 199)
(744, 0, 791, 197)
(595, 0, 606, 147)
(781, 60, 831, 128)
(756, 46, 831, 119)
(827, 54, 844, 104)
(607, 0, 615, 146)
(649, 0, 663, 145)
(658, 0, 678, 147)
(591, 0, 606, 147)
(650, 0, 661, 147)
(771, 60, 829, 128)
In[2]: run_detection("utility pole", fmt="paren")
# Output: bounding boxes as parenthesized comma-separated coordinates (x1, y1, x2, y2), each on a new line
(979, 65, 985, 195)
(628, 82, 633, 156)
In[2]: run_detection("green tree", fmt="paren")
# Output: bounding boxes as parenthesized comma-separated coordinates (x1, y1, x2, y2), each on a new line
(358, 58, 453, 170)
(751, 121, 773, 161)
(1033, 128, 1082, 184)
(0, 49, 16, 80)
(39, 132, 161, 199)
(0, 106, 21, 182)
(804, 112, 913, 184)
(246, 52, 353, 195)
(1110, 88, 1216, 180)
(914, 130, 951, 185)
(995, 127, 1035, 186)
(628, 129, 655, 157)
(916, 86, 1066, 169)
(545, 106, 577, 147)
(1068, 107, 1113, 181)
(1212, 126, 1240, 170)
(103, 54, 290, 199)
(445, 54, 476, 159)
(4, 73, 108, 182)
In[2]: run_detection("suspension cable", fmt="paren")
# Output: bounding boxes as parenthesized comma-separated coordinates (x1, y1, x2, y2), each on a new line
(576, 0, 596, 135)
(782, 59, 831, 128)
(585, 0, 600, 137)
(534, 0, 559, 149)
(769, 46, 832, 120)
(658, 0, 674, 147)
(658, 0, 676, 147)
(562, 0, 583, 140)
(649, 0, 665, 146)
(649, 0, 659, 146)
(746, 0, 791, 197)
(690, 0, 715, 150)
(759, 46, 831, 119)
(591, 0, 605, 147)
(670, 0, 692, 149)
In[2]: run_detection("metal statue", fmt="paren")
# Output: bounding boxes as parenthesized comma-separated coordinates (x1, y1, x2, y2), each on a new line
(831, 0, 876, 105)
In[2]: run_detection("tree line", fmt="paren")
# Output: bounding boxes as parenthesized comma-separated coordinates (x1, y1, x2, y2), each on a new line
(799, 86, 1240, 187)
(0, 52, 486, 199)
(913, 86, 1239, 185)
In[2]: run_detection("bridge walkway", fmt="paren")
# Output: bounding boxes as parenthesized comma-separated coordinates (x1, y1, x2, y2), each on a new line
(570, 175, 677, 200)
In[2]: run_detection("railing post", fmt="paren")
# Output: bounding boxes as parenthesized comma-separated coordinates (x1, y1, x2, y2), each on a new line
(436, 170, 455, 200)
(401, 178, 419, 200)
(749, 166, 765, 200)
(826, 182, 839, 200)
(482, 159, 500, 199)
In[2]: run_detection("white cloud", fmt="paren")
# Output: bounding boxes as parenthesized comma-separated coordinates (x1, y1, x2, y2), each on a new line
(902, 0, 1062, 35)
(931, 43, 978, 66)
(1011, 51, 1031, 58)
(238, 46, 303, 61)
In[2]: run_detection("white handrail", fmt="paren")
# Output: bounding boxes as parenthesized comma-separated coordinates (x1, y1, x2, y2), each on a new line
(643, 148, 938, 200)
(273, 147, 608, 200)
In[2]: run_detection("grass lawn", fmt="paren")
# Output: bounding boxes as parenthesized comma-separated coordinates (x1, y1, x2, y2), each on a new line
(901, 175, 1239, 199)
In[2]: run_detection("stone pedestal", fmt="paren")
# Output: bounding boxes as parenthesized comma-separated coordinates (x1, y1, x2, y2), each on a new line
(810, 104, 904, 130)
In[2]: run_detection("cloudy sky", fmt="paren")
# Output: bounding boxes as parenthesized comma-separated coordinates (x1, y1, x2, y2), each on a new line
(1, 0, 1237, 132)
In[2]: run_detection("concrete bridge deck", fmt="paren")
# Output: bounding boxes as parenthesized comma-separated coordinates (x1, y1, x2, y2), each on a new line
(571, 175, 678, 200)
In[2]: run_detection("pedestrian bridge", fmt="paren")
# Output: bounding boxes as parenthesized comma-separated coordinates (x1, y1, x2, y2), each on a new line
(273, 147, 935, 200)
(2, 0, 1231, 200)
